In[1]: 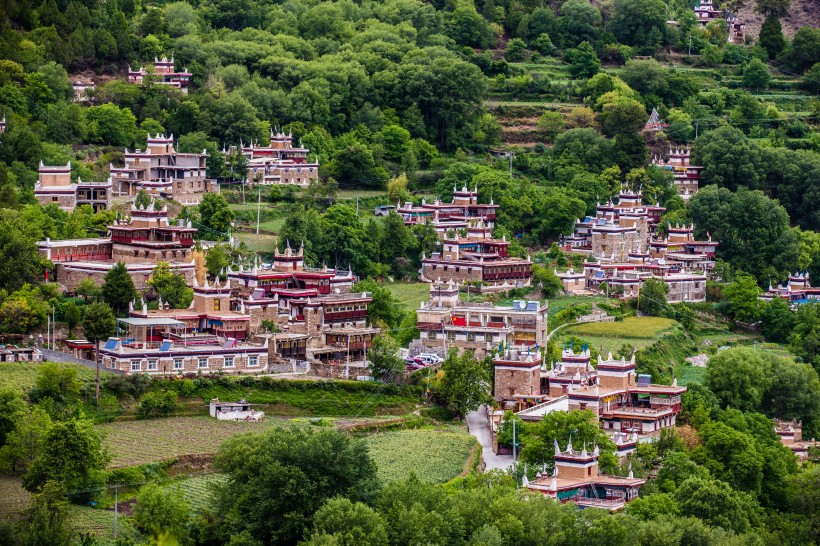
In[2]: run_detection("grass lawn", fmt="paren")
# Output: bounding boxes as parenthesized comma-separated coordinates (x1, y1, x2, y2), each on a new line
(546, 295, 610, 316)
(0, 361, 105, 392)
(386, 282, 431, 313)
(98, 416, 287, 468)
(363, 429, 479, 484)
(0, 475, 30, 523)
(235, 232, 276, 253)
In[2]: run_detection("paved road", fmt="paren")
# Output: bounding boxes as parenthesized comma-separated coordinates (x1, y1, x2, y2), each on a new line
(466, 405, 514, 472)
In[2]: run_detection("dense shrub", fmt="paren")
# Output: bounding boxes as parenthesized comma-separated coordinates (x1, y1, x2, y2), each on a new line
(136, 390, 178, 420)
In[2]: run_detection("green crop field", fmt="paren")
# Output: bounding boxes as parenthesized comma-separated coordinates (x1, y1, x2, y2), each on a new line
(0, 361, 104, 392)
(98, 416, 286, 468)
(68, 505, 142, 545)
(235, 232, 276, 253)
(564, 317, 677, 339)
(169, 473, 227, 513)
(364, 429, 479, 484)
(386, 282, 431, 313)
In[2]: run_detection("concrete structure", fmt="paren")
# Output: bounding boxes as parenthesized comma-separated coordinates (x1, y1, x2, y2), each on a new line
(244, 130, 319, 187)
(643, 107, 668, 133)
(128, 56, 192, 94)
(417, 281, 547, 358)
(38, 201, 196, 291)
(525, 440, 645, 511)
(209, 399, 265, 421)
(560, 190, 716, 302)
(650, 146, 704, 201)
(774, 419, 818, 461)
(760, 272, 820, 307)
(35, 162, 111, 212)
(397, 185, 499, 230)
(109, 134, 218, 203)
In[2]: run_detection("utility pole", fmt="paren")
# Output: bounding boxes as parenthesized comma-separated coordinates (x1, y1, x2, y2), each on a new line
(256, 186, 261, 235)
(346, 334, 350, 379)
(695, 119, 699, 138)
(356, 197, 359, 217)
(46, 314, 50, 350)
(508, 152, 515, 178)
(688, 35, 692, 55)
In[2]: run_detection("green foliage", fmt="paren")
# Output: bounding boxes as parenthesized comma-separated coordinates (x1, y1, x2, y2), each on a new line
(639, 278, 668, 317)
(148, 262, 194, 309)
(724, 274, 763, 322)
(205, 245, 231, 279)
(434, 350, 489, 418)
(136, 390, 178, 420)
(81, 301, 116, 347)
(742, 58, 772, 91)
(520, 409, 618, 473)
(567, 42, 600, 79)
(368, 335, 405, 382)
(134, 483, 192, 543)
(211, 427, 381, 545)
(759, 16, 786, 59)
(363, 430, 477, 484)
(304, 497, 389, 546)
(101, 262, 137, 316)
(30, 362, 81, 404)
(22, 418, 109, 497)
(705, 348, 770, 412)
(197, 193, 235, 240)
(0, 387, 27, 448)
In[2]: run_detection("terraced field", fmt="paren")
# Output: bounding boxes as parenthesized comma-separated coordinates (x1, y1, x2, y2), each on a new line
(0, 361, 103, 392)
(98, 416, 286, 468)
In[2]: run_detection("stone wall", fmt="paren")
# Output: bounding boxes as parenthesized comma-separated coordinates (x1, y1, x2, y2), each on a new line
(494, 365, 540, 401)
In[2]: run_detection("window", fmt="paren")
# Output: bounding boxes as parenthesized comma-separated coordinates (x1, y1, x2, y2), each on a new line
(427, 331, 437, 340)
(198, 357, 208, 369)
(147, 360, 157, 371)
(248, 355, 258, 367)
(131, 360, 141, 372)
(446, 332, 455, 342)
(224, 356, 234, 368)
(173, 358, 183, 370)
(214, 299, 220, 311)
(467, 332, 476, 342)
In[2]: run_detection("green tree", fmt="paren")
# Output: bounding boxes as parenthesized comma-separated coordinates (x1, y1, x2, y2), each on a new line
(759, 16, 786, 59)
(18, 482, 73, 546)
(64, 301, 80, 337)
(0, 387, 26, 448)
(638, 278, 668, 316)
(611, 0, 667, 52)
(788, 27, 820, 72)
(352, 280, 403, 330)
(22, 418, 109, 494)
(148, 262, 194, 309)
(567, 42, 600, 79)
(764, 298, 796, 342)
(134, 484, 191, 543)
(435, 350, 490, 418)
(31, 362, 81, 404)
(305, 497, 389, 546)
(520, 409, 618, 473)
(197, 193, 234, 240)
(205, 245, 231, 279)
(674, 476, 761, 533)
(368, 335, 405, 382)
(0, 210, 52, 292)
(705, 347, 770, 412)
(0, 406, 52, 474)
(724, 274, 763, 322)
(506, 38, 528, 62)
(532, 264, 563, 297)
(742, 58, 772, 91)
(101, 262, 137, 316)
(81, 302, 116, 404)
(86, 103, 138, 147)
(212, 427, 380, 545)
(75, 277, 100, 301)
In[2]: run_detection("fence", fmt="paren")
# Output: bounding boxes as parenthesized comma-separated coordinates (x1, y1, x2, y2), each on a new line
(40, 349, 124, 374)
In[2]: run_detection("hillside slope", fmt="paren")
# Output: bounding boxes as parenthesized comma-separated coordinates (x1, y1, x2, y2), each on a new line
(735, 0, 819, 39)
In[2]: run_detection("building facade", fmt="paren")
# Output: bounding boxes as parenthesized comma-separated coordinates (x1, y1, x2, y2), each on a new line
(35, 162, 111, 212)
(244, 131, 319, 187)
(128, 56, 192, 94)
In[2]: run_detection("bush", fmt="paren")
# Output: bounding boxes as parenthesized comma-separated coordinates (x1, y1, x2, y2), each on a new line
(108, 466, 146, 486)
(136, 390, 178, 420)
